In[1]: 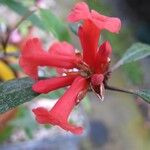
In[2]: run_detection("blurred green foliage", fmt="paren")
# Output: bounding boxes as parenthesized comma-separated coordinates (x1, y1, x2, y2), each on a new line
(123, 63, 143, 85)
(10, 106, 38, 138)
(0, 0, 45, 30)
(0, 0, 71, 41)
(39, 9, 71, 42)
(0, 126, 13, 143)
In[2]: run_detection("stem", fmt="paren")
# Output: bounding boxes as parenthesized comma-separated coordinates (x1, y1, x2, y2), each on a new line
(105, 84, 135, 95)
(0, 52, 19, 58)
(2, 9, 36, 54)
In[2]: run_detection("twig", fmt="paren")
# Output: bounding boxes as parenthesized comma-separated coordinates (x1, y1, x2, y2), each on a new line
(2, 9, 37, 54)
(0, 52, 19, 58)
(105, 84, 135, 95)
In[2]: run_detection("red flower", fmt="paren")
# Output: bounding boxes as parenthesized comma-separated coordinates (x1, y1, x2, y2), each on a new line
(19, 38, 80, 79)
(19, 2, 121, 134)
(68, 2, 120, 69)
(32, 75, 78, 94)
(33, 76, 88, 134)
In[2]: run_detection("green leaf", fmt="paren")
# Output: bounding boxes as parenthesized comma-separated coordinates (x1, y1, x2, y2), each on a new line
(39, 9, 71, 41)
(112, 43, 150, 71)
(135, 89, 150, 103)
(0, 77, 39, 114)
(0, 126, 13, 143)
(122, 62, 143, 85)
(0, 0, 45, 30)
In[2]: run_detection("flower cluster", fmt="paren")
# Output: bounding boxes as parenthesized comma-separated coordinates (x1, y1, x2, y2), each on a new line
(19, 2, 121, 134)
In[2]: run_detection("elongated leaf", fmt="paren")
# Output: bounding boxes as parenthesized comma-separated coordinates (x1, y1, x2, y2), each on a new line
(135, 89, 150, 103)
(112, 43, 150, 71)
(39, 9, 71, 42)
(0, 77, 39, 113)
(0, 0, 45, 30)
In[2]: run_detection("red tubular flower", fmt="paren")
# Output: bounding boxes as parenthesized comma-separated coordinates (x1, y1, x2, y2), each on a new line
(32, 76, 88, 134)
(68, 2, 121, 69)
(49, 41, 75, 56)
(78, 20, 100, 69)
(32, 74, 78, 94)
(19, 2, 122, 134)
(19, 38, 80, 79)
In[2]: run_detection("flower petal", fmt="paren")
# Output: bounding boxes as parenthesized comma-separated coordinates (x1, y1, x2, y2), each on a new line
(59, 122, 83, 135)
(32, 107, 50, 124)
(32, 74, 78, 94)
(48, 42, 79, 75)
(78, 20, 100, 69)
(97, 41, 112, 61)
(49, 76, 88, 122)
(33, 76, 88, 134)
(19, 38, 80, 79)
(19, 38, 44, 79)
(94, 41, 112, 73)
(67, 2, 90, 22)
(49, 41, 75, 56)
(67, 2, 121, 33)
(33, 107, 83, 134)
(91, 10, 121, 33)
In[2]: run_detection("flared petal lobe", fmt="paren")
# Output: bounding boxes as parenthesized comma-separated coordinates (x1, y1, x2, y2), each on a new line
(67, 2, 90, 22)
(32, 74, 78, 94)
(19, 38, 80, 79)
(67, 2, 121, 34)
(33, 76, 88, 134)
(48, 41, 75, 57)
(32, 107, 50, 124)
(78, 20, 100, 69)
(91, 10, 121, 33)
(68, 2, 121, 70)
(48, 41, 79, 75)
(19, 38, 43, 79)
(94, 41, 112, 74)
